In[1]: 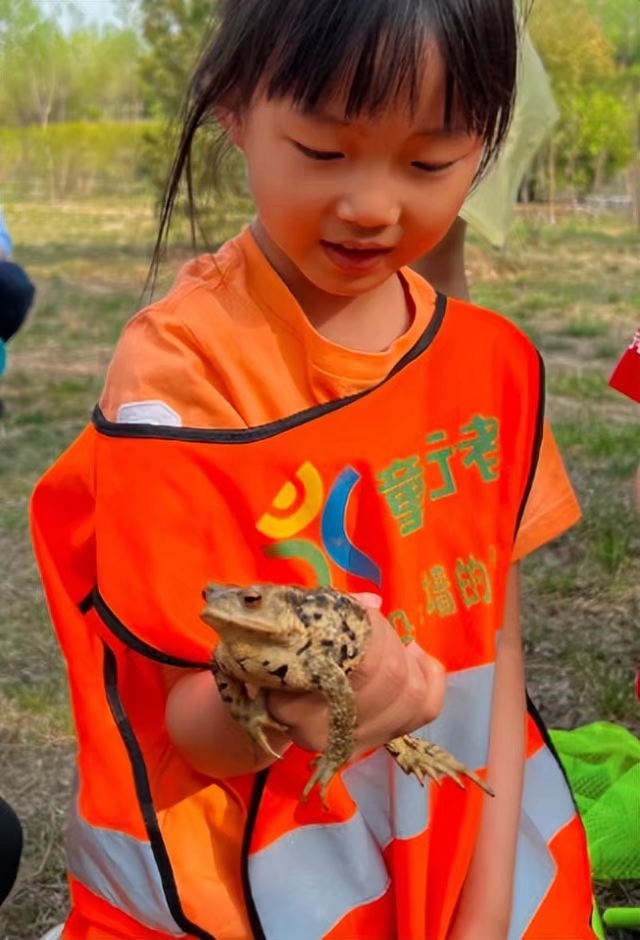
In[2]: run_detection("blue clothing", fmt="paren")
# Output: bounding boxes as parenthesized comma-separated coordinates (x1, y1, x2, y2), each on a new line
(0, 210, 12, 259)
(0, 209, 33, 387)
(0, 262, 35, 342)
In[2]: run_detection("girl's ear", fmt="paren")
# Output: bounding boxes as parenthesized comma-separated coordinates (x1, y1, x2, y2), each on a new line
(216, 107, 245, 149)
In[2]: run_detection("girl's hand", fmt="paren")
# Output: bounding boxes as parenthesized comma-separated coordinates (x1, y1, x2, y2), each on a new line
(267, 594, 446, 756)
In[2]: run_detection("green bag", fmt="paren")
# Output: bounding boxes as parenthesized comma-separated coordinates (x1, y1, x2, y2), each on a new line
(551, 722, 640, 935)
(550, 722, 640, 882)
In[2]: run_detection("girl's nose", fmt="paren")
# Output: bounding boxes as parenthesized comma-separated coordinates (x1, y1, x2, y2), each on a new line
(336, 187, 401, 230)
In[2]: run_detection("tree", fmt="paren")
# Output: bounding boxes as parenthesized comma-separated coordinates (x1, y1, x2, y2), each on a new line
(573, 87, 633, 192)
(0, 0, 67, 126)
(585, 0, 640, 69)
(68, 26, 143, 121)
(135, 0, 234, 211)
(0, 0, 143, 125)
(530, 0, 633, 199)
(138, 0, 217, 119)
(530, 0, 616, 100)
(585, 0, 640, 225)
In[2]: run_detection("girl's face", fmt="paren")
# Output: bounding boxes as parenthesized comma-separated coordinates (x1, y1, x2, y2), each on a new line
(231, 48, 483, 298)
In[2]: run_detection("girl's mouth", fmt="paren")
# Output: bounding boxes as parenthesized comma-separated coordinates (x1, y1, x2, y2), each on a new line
(320, 240, 393, 273)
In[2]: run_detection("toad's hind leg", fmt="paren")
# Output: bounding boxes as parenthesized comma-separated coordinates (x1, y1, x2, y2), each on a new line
(211, 658, 288, 760)
(385, 735, 494, 796)
(301, 659, 358, 806)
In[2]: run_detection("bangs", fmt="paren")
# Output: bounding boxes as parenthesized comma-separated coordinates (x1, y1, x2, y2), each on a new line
(265, 1, 432, 118)
(190, 0, 517, 164)
(257, 0, 517, 161)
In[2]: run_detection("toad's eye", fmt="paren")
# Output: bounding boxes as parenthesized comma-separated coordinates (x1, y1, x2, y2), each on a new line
(243, 591, 262, 609)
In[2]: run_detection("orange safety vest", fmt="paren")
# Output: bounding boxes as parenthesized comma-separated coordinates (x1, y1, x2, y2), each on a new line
(31, 295, 595, 940)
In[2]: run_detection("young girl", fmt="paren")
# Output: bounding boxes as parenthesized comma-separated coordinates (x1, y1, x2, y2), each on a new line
(31, 1, 596, 937)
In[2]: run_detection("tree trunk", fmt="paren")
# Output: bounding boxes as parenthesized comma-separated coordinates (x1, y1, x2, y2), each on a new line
(635, 89, 640, 230)
(593, 150, 607, 195)
(548, 139, 557, 225)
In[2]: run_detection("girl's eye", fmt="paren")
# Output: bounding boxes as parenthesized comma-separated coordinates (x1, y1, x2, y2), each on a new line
(293, 141, 344, 161)
(413, 160, 457, 174)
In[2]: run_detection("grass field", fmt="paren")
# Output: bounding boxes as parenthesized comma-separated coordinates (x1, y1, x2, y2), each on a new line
(0, 200, 639, 938)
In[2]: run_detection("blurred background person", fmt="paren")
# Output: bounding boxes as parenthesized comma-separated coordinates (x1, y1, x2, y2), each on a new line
(0, 207, 36, 418)
(0, 797, 23, 908)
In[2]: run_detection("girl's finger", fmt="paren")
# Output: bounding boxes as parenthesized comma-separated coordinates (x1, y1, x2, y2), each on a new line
(405, 643, 447, 724)
(268, 689, 326, 725)
(352, 592, 383, 611)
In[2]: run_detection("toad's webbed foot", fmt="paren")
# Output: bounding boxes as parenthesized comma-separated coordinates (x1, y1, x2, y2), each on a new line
(385, 735, 494, 796)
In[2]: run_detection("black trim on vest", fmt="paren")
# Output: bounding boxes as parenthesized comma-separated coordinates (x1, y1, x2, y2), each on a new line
(514, 351, 546, 540)
(91, 293, 448, 444)
(102, 643, 216, 940)
(241, 769, 270, 940)
(81, 588, 210, 670)
(526, 695, 595, 928)
(78, 589, 94, 615)
(525, 692, 576, 800)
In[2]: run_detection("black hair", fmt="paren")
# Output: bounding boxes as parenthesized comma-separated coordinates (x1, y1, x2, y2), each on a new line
(150, 0, 520, 285)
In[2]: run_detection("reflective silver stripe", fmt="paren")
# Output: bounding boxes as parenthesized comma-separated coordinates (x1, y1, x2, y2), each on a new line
(508, 746, 579, 940)
(250, 663, 495, 937)
(390, 757, 431, 841)
(249, 815, 390, 940)
(343, 749, 394, 848)
(342, 747, 431, 846)
(425, 662, 494, 771)
(343, 662, 495, 847)
(66, 799, 185, 936)
(521, 744, 577, 842)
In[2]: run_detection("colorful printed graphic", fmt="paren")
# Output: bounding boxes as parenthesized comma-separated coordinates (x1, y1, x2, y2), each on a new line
(264, 541, 331, 587)
(258, 463, 382, 588)
(255, 416, 500, 615)
(322, 468, 382, 585)
(257, 462, 324, 540)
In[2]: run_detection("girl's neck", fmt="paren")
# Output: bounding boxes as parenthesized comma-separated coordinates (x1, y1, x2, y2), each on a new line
(252, 221, 412, 354)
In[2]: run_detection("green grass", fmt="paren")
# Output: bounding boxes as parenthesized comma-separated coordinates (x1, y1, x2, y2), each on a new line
(559, 318, 610, 339)
(547, 370, 614, 401)
(1, 202, 639, 938)
(584, 503, 639, 576)
(555, 421, 640, 478)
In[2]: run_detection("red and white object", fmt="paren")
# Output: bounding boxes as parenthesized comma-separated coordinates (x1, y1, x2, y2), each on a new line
(609, 329, 640, 404)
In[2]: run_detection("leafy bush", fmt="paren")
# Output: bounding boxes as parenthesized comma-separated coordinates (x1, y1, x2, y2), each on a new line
(0, 123, 162, 200)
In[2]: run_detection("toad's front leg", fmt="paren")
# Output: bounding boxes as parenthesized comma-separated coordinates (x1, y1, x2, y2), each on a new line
(211, 657, 288, 759)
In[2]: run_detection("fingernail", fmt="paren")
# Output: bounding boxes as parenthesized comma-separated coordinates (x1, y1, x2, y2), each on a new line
(352, 592, 383, 610)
